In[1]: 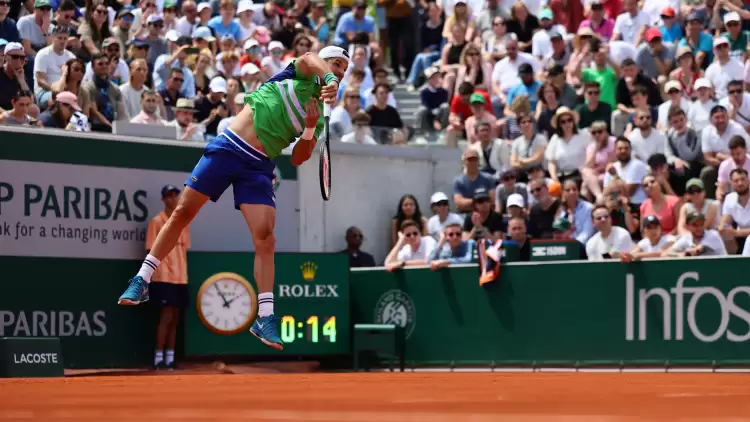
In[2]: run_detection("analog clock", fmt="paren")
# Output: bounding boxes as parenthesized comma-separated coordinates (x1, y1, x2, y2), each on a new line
(196, 272, 258, 336)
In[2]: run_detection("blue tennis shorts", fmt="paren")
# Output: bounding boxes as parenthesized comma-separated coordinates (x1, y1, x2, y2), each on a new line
(185, 129, 277, 209)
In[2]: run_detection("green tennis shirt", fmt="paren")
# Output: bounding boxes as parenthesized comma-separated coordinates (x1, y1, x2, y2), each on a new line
(245, 60, 325, 160)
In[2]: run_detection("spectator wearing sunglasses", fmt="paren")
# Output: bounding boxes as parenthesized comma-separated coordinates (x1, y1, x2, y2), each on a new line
(0, 42, 31, 110)
(17, 0, 52, 57)
(112, 7, 135, 52)
(0, 0, 20, 44)
(677, 178, 719, 235)
(84, 37, 130, 86)
(340, 226, 376, 268)
(586, 204, 633, 261)
(428, 222, 475, 270)
(427, 192, 463, 242)
(462, 187, 505, 243)
(33, 22, 73, 105)
(385, 219, 438, 270)
(81, 52, 126, 132)
(273, 10, 304, 51)
(140, 14, 168, 68)
(495, 169, 529, 214)
(78, 2, 111, 58)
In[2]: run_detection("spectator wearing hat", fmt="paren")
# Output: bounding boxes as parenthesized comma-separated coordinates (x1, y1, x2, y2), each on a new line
(130, 89, 167, 125)
(462, 186, 505, 242)
(333, 0, 375, 50)
(586, 204, 633, 260)
(504, 192, 528, 223)
(495, 169, 529, 214)
(139, 14, 169, 67)
(240, 38, 262, 68)
(666, 210, 726, 257)
(240, 62, 262, 92)
(578, 1, 614, 41)
(445, 82, 491, 145)
(505, 63, 542, 114)
(721, 11, 749, 62)
(541, 30, 571, 69)
(166, 98, 204, 141)
(33, 22, 74, 105)
(159, 0, 178, 33)
(635, 27, 675, 81)
(705, 37, 743, 99)
(112, 7, 135, 52)
(83, 37, 130, 86)
(341, 110, 377, 144)
(194, 76, 227, 140)
(175, 0, 199, 37)
(657, 7, 682, 43)
(262, 40, 285, 79)
(702, 105, 750, 197)
(620, 215, 674, 262)
(611, 0, 650, 45)
(0, 0, 20, 44)
(81, 52, 126, 132)
(78, 1, 111, 59)
(464, 93, 497, 144)
(545, 107, 591, 183)
(153, 35, 196, 98)
(454, 147, 496, 213)
(416, 66, 449, 132)
(17, 0, 52, 57)
(657, 81, 691, 130)
(716, 135, 750, 201)
(38, 90, 87, 130)
(664, 107, 703, 194)
(207, 0, 242, 41)
(427, 192, 463, 241)
(0, 42, 31, 110)
(236, 0, 256, 40)
(192, 26, 216, 50)
(491, 38, 542, 114)
(147, 184, 191, 371)
(678, 178, 720, 234)
(532, 9, 568, 63)
(687, 77, 716, 134)
(677, 12, 713, 70)
(719, 80, 750, 131)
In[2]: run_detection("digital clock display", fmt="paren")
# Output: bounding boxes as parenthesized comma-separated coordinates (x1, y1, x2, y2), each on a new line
(280, 315, 337, 343)
(186, 252, 350, 357)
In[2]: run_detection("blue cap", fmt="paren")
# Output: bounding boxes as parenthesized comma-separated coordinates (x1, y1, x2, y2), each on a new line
(643, 215, 661, 227)
(0, 38, 8, 48)
(161, 185, 180, 198)
(131, 37, 149, 48)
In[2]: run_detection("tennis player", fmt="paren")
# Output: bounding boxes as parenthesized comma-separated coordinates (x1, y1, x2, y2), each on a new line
(118, 46, 350, 351)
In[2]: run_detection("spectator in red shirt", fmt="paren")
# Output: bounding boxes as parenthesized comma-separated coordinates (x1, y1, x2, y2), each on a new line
(445, 82, 491, 146)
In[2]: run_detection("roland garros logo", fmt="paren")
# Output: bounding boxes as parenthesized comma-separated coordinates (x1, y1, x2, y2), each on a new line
(625, 272, 750, 343)
(374, 289, 416, 339)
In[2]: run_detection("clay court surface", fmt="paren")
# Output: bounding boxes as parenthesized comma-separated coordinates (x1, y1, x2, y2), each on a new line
(1, 372, 749, 421)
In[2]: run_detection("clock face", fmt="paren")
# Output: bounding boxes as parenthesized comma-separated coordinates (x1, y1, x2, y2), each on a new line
(196, 272, 258, 336)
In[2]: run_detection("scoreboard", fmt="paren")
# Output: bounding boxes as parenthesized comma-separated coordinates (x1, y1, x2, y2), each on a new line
(185, 252, 350, 356)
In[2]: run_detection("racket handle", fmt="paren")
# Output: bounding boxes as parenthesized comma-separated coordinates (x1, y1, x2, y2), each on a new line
(323, 103, 331, 118)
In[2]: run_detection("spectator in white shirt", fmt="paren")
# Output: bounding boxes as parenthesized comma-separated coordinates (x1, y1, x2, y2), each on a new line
(166, 98, 204, 141)
(363, 67, 396, 109)
(385, 219, 438, 270)
(620, 215, 675, 262)
(687, 78, 717, 135)
(719, 168, 750, 256)
(341, 110, 377, 145)
(531, 9, 567, 62)
(586, 204, 634, 260)
(603, 137, 649, 207)
(175, 0, 199, 36)
(427, 192, 463, 241)
(657, 80, 691, 131)
(612, 0, 651, 45)
(705, 37, 744, 99)
(33, 23, 75, 105)
(130, 90, 167, 125)
(666, 210, 727, 257)
(702, 104, 750, 197)
(627, 108, 666, 161)
(545, 107, 592, 183)
(491, 38, 541, 112)
(119, 59, 150, 119)
(719, 80, 750, 132)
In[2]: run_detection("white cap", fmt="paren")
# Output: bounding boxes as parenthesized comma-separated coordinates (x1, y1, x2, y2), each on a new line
(243, 38, 259, 50)
(165, 29, 180, 42)
(237, 0, 254, 14)
(4, 42, 23, 54)
(506, 193, 525, 208)
(319, 45, 350, 61)
(209, 76, 227, 93)
(713, 36, 729, 48)
(197, 2, 211, 11)
(147, 13, 164, 24)
(664, 80, 681, 94)
(430, 192, 449, 204)
(268, 40, 284, 51)
(724, 11, 741, 24)
(241, 62, 260, 76)
(695, 77, 712, 90)
(234, 92, 246, 105)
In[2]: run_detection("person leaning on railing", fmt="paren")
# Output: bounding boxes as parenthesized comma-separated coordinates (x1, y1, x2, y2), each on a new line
(37, 90, 89, 131)
(427, 222, 475, 270)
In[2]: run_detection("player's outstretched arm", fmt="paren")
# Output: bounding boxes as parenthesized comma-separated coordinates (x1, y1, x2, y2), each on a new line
(291, 98, 320, 166)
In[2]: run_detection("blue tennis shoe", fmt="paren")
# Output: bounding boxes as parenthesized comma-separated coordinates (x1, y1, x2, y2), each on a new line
(249, 315, 284, 351)
(118, 276, 149, 305)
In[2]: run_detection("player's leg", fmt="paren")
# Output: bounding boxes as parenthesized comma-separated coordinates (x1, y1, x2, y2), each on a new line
(119, 145, 235, 305)
(118, 187, 209, 305)
(242, 203, 283, 350)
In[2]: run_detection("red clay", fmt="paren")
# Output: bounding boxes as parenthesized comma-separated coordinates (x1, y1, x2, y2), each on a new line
(1, 373, 749, 421)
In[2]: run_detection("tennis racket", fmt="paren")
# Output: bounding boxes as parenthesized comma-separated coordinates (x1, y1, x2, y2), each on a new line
(319, 103, 332, 201)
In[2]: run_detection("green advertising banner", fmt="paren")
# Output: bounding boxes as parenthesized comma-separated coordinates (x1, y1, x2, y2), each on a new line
(185, 252, 350, 356)
(0, 256, 156, 369)
(351, 258, 750, 366)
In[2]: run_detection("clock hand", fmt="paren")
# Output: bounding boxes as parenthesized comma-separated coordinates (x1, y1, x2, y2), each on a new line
(214, 284, 230, 308)
(225, 292, 246, 306)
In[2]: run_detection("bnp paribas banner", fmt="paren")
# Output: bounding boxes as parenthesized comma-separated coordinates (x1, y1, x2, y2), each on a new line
(0, 133, 300, 259)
